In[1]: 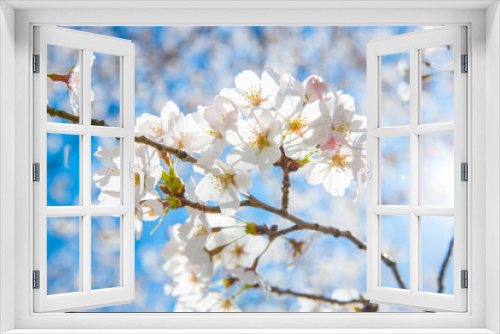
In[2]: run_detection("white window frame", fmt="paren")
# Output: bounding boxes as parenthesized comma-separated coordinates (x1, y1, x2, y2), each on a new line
(1, 1, 499, 333)
(366, 26, 468, 312)
(32, 25, 136, 312)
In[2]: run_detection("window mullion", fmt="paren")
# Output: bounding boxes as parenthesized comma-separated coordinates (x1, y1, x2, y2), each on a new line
(409, 47, 420, 295)
(82, 48, 92, 294)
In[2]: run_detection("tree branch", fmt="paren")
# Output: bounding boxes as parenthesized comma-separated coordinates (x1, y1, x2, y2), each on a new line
(47, 105, 197, 164)
(135, 136, 197, 164)
(276, 146, 291, 212)
(267, 285, 368, 306)
(438, 237, 454, 294)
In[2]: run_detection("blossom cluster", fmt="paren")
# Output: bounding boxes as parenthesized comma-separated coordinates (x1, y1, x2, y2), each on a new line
(93, 68, 367, 311)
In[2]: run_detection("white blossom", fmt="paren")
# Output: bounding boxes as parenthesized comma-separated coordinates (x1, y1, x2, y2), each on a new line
(222, 68, 280, 115)
(226, 109, 282, 172)
(277, 95, 329, 160)
(194, 156, 252, 215)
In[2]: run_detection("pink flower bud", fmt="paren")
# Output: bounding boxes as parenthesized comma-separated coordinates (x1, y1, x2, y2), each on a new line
(304, 75, 328, 102)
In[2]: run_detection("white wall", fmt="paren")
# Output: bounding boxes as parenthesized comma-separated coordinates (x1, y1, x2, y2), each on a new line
(0, 2, 16, 334)
(485, 2, 500, 333)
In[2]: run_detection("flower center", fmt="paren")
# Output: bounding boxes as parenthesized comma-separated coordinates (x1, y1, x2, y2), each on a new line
(332, 153, 350, 172)
(289, 116, 307, 137)
(211, 173, 234, 191)
(134, 173, 141, 187)
(249, 131, 269, 149)
(150, 123, 163, 137)
(193, 223, 209, 238)
(336, 120, 351, 138)
(232, 244, 246, 258)
(107, 167, 117, 173)
(244, 85, 263, 107)
(206, 129, 223, 138)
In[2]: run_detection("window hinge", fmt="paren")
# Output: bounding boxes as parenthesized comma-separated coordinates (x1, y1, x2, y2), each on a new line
(33, 163, 40, 182)
(461, 270, 468, 289)
(33, 270, 40, 289)
(461, 162, 468, 182)
(33, 54, 40, 73)
(461, 54, 468, 73)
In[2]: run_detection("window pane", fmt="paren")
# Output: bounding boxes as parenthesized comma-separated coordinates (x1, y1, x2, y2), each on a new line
(91, 136, 121, 206)
(380, 52, 410, 127)
(380, 215, 410, 290)
(91, 52, 121, 127)
(47, 133, 80, 206)
(421, 216, 454, 295)
(47, 45, 81, 124)
(91, 216, 121, 290)
(420, 133, 454, 206)
(380, 136, 410, 205)
(421, 45, 454, 124)
(47, 217, 80, 295)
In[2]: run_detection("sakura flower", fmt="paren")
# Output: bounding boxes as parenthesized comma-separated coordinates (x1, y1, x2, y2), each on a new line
(222, 267, 270, 294)
(277, 95, 329, 160)
(191, 107, 228, 158)
(134, 144, 163, 204)
(307, 148, 362, 197)
(321, 90, 366, 150)
(196, 292, 241, 312)
(286, 232, 321, 270)
(226, 109, 282, 171)
(194, 156, 253, 215)
(280, 74, 329, 103)
(135, 101, 180, 142)
(222, 68, 280, 115)
(162, 224, 211, 301)
(203, 95, 239, 134)
(220, 235, 268, 269)
(164, 111, 213, 153)
(93, 146, 120, 188)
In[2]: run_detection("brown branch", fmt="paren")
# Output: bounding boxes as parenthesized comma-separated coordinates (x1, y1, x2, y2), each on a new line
(438, 237, 454, 293)
(47, 105, 197, 164)
(267, 285, 367, 306)
(135, 136, 197, 164)
(276, 146, 291, 212)
(47, 105, 108, 126)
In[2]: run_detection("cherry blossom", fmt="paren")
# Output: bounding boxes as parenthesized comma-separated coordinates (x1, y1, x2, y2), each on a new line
(226, 109, 282, 172)
(286, 232, 322, 270)
(194, 156, 253, 215)
(280, 74, 329, 103)
(306, 148, 363, 197)
(277, 95, 329, 160)
(222, 68, 280, 115)
(321, 90, 366, 150)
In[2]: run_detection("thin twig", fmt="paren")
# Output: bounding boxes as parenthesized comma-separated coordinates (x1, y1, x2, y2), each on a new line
(267, 285, 368, 306)
(47, 106, 197, 164)
(438, 238, 454, 293)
